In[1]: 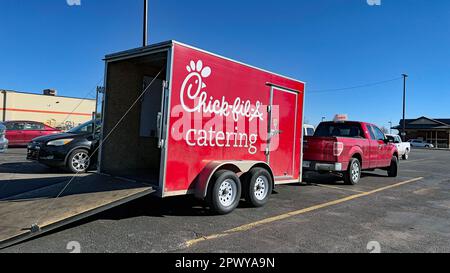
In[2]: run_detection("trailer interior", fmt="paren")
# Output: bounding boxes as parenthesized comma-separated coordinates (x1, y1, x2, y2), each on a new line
(100, 49, 169, 189)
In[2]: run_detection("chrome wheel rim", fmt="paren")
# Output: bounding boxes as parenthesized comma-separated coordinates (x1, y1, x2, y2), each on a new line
(218, 179, 236, 207)
(72, 152, 90, 172)
(351, 162, 360, 182)
(254, 176, 269, 201)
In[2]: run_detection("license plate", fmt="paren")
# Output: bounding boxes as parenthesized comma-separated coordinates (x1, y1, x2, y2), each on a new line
(302, 161, 311, 168)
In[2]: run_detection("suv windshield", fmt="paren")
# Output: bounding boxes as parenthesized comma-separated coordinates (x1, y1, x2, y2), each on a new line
(68, 120, 102, 134)
(314, 122, 365, 138)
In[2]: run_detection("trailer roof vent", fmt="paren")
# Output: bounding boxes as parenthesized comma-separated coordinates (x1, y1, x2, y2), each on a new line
(43, 89, 57, 96)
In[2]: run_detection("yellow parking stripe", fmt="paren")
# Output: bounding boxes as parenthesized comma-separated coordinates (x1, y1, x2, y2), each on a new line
(309, 183, 366, 193)
(185, 177, 423, 248)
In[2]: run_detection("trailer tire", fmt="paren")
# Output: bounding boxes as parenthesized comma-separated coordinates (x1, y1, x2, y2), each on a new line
(343, 158, 361, 185)
(242, 167, 273, 207)
(67, 149, 90, 173)
(206, 170, 241, 215)
(387, 156, 398, 177)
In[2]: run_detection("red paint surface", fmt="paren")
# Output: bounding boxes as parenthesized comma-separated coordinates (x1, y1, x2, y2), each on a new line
(4, 121, 60, 146)
(164, 43, 305, 192)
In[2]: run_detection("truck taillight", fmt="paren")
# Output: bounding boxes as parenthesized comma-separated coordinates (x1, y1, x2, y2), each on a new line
(333, 142, 344, 156)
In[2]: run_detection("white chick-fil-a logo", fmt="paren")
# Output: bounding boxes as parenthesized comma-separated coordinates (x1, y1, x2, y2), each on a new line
(180, 60, 264, 122)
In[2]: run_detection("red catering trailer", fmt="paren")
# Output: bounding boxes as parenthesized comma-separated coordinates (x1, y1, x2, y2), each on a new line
(0, 41, 306, 249)
(99, 41, 306, 214)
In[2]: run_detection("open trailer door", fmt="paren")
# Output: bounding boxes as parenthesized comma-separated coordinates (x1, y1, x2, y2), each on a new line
(0, 173, 154, 249)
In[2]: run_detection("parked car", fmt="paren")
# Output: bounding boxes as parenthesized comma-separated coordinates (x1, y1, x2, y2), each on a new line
(27, 120, 101, 173)
(303, 121, 399, 185)
(3, 121, 61, 147)
(0, 123, 8, 153)
(386, 134, 411, 160)
(408, 139, 434, 148)
(303, 124, 315, 137)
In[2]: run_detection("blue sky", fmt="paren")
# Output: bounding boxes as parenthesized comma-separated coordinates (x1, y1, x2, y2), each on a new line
(1, 0, 449, 129)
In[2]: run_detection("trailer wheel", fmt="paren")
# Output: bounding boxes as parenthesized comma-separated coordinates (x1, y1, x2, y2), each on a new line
(243, 168, 273, 207)
(387, 156, 398, 177)
(343, 158, 361, 185)
(67, 149, 90, 173)
(206, 170, 241, 215)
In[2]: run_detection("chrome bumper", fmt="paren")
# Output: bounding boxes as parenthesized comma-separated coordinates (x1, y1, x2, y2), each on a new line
(303, 161, 343, 172)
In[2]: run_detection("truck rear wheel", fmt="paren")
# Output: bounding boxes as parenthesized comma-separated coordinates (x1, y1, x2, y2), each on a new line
(387, 156, 398, 177)
(343, 158, 361, 185)
(206, 170, 242, 215)
(243, 167, 273, 207)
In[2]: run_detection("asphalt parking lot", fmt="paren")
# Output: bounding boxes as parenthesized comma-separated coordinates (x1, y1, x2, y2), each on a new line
(1, 148, 449, 253)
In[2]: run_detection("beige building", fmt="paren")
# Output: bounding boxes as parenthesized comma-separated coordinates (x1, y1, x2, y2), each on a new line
(1, 89, 96, 130)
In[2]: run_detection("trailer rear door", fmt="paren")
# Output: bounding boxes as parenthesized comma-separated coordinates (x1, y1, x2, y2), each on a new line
(268, 86, 299, 178)
(0, 173, 154, 249)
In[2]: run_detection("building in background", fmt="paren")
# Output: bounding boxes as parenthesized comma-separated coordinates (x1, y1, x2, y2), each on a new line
(1, 89, 96, 130)
(393, 116, 450, 149)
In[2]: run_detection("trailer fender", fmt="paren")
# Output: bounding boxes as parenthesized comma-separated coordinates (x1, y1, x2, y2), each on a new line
(195, 161, 274, 200)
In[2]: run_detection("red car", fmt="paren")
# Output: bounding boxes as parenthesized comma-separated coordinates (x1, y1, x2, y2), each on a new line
(303, 121, 399, 185)
(3, 121, 61, 147)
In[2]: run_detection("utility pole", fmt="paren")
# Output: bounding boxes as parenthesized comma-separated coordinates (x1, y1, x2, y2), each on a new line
(143, 0, 148, 47)
(402, 74, 408, 141)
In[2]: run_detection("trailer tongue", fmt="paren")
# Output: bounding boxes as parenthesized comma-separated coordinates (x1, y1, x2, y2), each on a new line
(0, 173, 154, 249)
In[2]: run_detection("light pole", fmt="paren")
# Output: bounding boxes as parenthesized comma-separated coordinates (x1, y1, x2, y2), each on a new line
(402, 74, 408, 141)
(143, 0, 148, 47)
(389, 121, 392, 134)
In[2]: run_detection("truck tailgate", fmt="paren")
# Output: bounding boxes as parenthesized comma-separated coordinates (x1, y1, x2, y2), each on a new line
(303, 136, 337, 162)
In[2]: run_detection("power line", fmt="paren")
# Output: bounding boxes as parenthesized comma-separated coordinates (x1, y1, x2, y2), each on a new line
(309, 77, 403, 94)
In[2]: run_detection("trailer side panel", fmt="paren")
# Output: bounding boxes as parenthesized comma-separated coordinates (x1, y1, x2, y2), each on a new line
(164, 43, 305, 194)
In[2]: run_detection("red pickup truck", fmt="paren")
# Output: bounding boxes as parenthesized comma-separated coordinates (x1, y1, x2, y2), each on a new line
(303, 121, 399, 185)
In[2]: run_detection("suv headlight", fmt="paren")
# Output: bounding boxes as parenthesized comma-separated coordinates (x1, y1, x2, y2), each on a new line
(47, 139, 74, 146)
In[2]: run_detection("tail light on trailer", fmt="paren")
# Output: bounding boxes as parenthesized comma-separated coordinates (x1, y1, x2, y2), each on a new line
(333, 142, 344, 156)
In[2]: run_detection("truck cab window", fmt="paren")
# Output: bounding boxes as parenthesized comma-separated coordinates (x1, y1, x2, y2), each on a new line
(386, 135, 395, 143)
(314, 123, 365, 138)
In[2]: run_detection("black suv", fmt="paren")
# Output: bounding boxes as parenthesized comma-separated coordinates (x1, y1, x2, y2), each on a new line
(27, 120, 101, 173)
